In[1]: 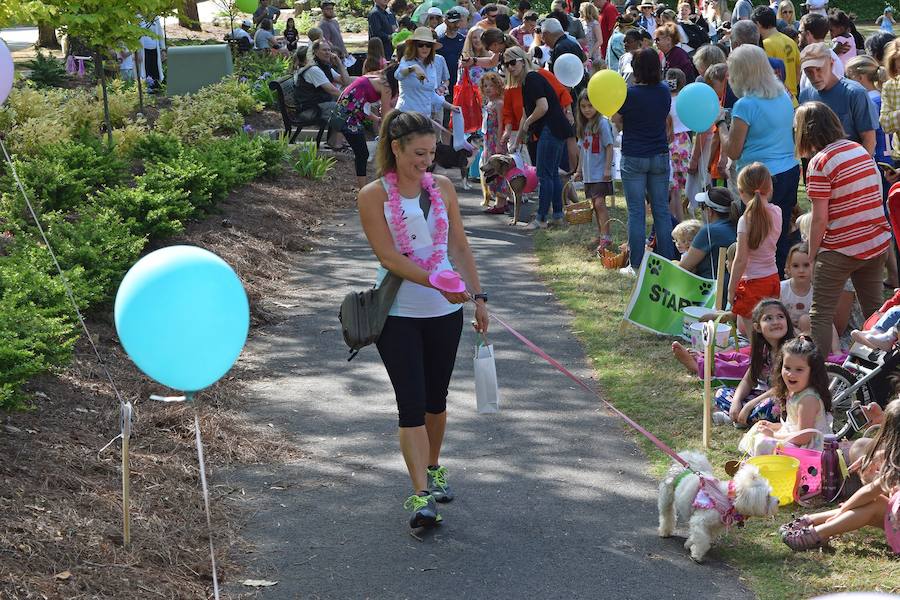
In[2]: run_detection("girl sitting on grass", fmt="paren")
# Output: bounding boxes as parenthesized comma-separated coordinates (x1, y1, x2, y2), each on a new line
(738, 335, 833, 455)
(781, 397, 900, 553)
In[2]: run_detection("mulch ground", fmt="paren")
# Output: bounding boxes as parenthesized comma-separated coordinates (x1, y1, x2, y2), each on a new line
(0, 157, 360, 599)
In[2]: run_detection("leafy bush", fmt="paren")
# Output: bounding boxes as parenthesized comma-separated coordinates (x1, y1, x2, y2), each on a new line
(140, 155, 218, 211)
(252, 134, 291, 177)
(293, 142, 336, 180)
(131, 131, 184, 163)
(184, 136, 266, 198)
(25, 50, 69, 88)
(1, 142, 127, 215)
(234, 53, 291, 109)
(0, 246, 81, 409)
(156, 78, 260, 143)
(111, 118, 149, 159)
(93, 184, 193, 239)
(41, 206, 147, 305)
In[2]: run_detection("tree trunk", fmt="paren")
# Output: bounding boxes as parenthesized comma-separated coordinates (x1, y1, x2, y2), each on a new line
(97, 51, 113, 148)
(36, 22, 60, 49)
(178, 0, 202, 31)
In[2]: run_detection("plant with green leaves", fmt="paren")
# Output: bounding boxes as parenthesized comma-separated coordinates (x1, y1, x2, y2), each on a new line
(293, 142, 336, 180)
(15, 0, 178, 146)
(25, 50, 69, 88)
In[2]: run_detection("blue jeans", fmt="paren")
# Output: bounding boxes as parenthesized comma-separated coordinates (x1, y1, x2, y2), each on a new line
(621, 153, 675, 267)
(535, 126, 565, 222)
(770, 164, 800, 279)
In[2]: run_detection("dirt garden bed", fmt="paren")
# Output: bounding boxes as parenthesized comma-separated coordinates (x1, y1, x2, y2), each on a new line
(0, 162, 360, 599)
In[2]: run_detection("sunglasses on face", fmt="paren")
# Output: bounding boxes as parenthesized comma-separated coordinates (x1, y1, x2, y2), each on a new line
(416, 41, 434, 48)
(503, 58, 521, 67)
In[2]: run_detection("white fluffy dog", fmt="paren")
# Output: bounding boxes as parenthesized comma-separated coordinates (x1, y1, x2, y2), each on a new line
(657, 451, 780, 562)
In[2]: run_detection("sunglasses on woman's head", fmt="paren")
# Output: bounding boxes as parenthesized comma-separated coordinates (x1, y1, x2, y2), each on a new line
(416, 41, 434, 48)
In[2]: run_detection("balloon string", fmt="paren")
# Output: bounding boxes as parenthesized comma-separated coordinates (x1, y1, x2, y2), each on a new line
(194, 413, 221, 600)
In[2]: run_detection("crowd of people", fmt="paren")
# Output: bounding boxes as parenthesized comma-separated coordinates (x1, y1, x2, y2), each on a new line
(285, 0, 900, 547)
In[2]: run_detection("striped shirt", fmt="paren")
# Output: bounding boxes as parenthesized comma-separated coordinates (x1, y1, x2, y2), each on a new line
(807, 139, 891, 260)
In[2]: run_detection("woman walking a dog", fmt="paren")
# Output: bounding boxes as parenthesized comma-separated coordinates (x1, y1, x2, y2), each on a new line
(357, 110, 489, 529)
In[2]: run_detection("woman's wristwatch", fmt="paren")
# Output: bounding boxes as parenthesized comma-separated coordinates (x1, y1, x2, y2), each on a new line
(474, 292, 489, 303)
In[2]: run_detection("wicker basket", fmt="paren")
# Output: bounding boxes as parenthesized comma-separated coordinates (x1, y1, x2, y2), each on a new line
(562, 181, 594, 225)
(599, 218, 629, 269)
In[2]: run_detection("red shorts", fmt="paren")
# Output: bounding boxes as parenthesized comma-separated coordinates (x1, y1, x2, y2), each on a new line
(732, 274, 781, 318)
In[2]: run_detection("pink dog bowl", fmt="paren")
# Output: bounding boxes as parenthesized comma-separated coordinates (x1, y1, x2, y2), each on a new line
(429, 270, 466, 293)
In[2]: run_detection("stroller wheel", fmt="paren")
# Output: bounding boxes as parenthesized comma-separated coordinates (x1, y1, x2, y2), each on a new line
(827, 362, 867, 437)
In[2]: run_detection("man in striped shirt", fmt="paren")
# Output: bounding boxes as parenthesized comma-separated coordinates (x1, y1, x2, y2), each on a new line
(802, 101, 892, 352)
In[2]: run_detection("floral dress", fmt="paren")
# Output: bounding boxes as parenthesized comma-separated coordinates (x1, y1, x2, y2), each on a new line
(334, 76, 381, 134)
(669, 96, 692, 193)
(482, 99, 509, 195)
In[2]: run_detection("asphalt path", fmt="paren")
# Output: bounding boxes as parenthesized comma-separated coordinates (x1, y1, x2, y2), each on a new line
(222, 180, 754, 599)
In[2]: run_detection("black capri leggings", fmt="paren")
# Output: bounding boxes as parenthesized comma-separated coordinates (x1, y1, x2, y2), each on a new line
(343, 129, 369, 177)
(376, 309, 463, 427)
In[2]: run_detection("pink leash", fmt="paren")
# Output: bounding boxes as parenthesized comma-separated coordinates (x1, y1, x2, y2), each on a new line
(481, 304, 691, 469)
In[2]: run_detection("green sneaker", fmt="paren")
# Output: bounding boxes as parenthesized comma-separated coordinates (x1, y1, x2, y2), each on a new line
(403, 493, 441, 528)
(426, 465, 454, 503)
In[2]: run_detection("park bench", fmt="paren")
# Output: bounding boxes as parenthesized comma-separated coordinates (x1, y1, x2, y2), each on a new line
(268, 74, 328, 145)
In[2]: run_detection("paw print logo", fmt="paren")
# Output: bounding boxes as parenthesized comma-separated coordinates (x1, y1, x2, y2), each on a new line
(648, 256, 662, 276)
(698, 281, 713, 296)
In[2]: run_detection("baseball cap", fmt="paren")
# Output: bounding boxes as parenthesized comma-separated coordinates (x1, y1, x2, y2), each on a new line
(446, 8, 462, 21)
(800, 42, 831, 70)
(241, 18, 252, 26)
(695, 188, 734, 214)
(427, 6, 443, 17)
(321, 0, 336, 5)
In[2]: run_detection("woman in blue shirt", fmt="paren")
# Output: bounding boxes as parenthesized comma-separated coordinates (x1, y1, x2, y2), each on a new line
(396, 27, 458, 118)
(612, 47, 676, 274)
(719, 44, 799, 278)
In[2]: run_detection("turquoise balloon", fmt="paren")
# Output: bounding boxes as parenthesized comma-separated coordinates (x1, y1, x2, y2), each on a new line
(235, 0, 258, 14)
(675, 82, 720, 133)
(114, 246, 249, 392)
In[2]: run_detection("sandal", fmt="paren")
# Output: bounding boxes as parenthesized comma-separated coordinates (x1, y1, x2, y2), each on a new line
(778, 515, 813, 537)
(782, 526, 826, 552)
(326, 143, 352, 154)
(484, 205, 508, 214)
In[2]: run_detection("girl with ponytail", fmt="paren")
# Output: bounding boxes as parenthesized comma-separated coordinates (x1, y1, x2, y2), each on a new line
(727, 162, 782, 335)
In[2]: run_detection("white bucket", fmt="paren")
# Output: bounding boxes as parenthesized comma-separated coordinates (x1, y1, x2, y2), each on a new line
(682, 305, 713, 340)
(689, 321, 733, 353)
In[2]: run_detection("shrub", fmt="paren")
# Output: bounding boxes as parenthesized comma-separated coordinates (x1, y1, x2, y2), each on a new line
(0, 247, 81, 409)
(252, 134, 291, 177)
(131, 131, 184, 163)
(25, 51, 69, 88)
(111, 117, 149, 159)
(293, 142, 335, 180)
(41, 206, 147, 305)
(184, 136, 266, 198)
(0, 141, 127, 215)
(139, 155, 218, 211)
(93, 184, 193, 239)
(156, 78, 260, 143)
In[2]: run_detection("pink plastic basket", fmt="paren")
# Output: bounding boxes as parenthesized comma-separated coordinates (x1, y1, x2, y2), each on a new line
(776, 446, 822, 499)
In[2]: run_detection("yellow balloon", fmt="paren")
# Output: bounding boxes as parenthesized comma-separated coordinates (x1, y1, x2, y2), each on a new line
(588, 70, 627, 117)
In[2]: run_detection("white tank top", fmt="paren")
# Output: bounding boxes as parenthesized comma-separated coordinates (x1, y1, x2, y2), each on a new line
(375, 179, 460, 318)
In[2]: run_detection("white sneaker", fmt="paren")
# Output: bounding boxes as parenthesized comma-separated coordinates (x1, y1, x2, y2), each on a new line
(712, 411, 732, 425)
(618, 265, 636, 277)
(526, 219, 548, 230)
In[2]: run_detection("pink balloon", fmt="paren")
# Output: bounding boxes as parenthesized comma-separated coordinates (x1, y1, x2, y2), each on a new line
(0, 40, 12, 106)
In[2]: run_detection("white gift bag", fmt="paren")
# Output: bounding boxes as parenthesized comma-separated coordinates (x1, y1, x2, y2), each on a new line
(474, 342, 500, 413)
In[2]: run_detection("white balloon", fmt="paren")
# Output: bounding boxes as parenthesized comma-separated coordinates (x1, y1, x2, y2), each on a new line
(0, 40, 12, 106)
(552, 53, 585, 88)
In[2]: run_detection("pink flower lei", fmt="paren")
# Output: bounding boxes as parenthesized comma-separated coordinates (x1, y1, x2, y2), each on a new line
(384, 171, 448, 272)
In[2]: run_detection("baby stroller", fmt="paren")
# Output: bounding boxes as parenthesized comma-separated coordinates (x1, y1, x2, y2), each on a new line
(828, 344, 899, 439)
(828, 185, 900, 438)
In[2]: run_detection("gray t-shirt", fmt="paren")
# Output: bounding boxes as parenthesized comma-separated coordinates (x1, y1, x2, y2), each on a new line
(254, 28, 276, 49)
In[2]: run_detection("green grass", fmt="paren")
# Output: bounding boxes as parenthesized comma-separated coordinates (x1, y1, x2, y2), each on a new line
(533, 201, 899, 599)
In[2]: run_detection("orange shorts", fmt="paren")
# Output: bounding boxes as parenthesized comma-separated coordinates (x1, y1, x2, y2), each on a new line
(732, 274, 781, 318)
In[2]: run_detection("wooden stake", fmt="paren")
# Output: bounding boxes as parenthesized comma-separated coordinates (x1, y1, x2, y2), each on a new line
(703, 321, 714, 449)
(714, 247, 728, 311)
